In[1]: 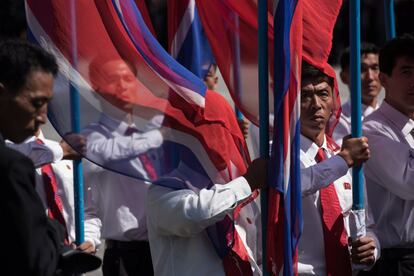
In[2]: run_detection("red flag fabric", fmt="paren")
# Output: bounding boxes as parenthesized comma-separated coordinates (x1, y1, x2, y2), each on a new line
(26, 1, 255, 274)
(196, 0, 275, 126)
(197, 1, 342, 275)
(134, 0, 157, 37)
(302, 0, 343, 136)
(196, 0, 342, 134)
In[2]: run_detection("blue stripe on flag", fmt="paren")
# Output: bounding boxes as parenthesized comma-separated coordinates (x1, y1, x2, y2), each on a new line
(271, 0, 302, 275)
(112, 0, 207, 97)
(175, 8, 215, 79)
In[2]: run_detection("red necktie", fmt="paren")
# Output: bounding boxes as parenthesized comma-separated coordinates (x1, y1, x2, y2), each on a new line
(223, 232, 253, 276)
(315, 148, 351, 276)
(222, 192, 259, 276)
(124, 127, 158, 181)
(36, 138, 68, 242)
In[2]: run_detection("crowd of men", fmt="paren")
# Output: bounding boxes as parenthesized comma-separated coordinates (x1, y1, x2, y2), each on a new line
(1, 2, 414, 276)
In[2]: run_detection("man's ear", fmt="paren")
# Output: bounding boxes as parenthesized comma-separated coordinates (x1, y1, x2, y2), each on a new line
(340, 70, 349, 85)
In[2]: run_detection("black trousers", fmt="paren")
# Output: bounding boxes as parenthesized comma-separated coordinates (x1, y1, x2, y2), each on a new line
(102, 240, 154, 276)
(358, 248, 414, 276)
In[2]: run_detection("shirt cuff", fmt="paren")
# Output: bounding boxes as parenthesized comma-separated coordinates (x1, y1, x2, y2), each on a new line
(43, 139, 63, 162)
(133, 129, 163, 150)
(224, 176, 252, 203)
(84, 237, 101, 251)
(147, 129, 163, 148)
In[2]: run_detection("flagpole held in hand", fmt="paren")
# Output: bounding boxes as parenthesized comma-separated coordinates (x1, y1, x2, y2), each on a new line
(349, 0, 366, 271)
(69, 0, 85, 245)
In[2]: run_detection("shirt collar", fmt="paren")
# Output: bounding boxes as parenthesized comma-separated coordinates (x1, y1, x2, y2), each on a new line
(33, 129, 44, 142)
(22, 129, 43, 144)
(300, 134, 328, 160)
(363, 103, 379, 117)
(342, 100, 380, 118)
(380, 101, 414, 137)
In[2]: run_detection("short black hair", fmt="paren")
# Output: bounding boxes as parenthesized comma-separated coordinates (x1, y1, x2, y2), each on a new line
(0, 0, 27, 41)
(340, 42, 379, 71)
(379, 33, 414, 76)
(0, 40, 58, 93)
(302, 61, 334, 87)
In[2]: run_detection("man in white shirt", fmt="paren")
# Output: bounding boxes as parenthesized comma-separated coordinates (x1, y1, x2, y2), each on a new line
(7, 129, 84, 244)
(298, 61, 380, 275)
(8, 128, 100, 250)
(0, 39, 100, 275)
(362, 34, 414, 275)
(82, 57, 163, 275)
(147, 152, 266, 276)
(333, 43, 382, 145)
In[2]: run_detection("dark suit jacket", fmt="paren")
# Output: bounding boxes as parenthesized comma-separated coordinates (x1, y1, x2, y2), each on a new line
(0, 134, 64, 276)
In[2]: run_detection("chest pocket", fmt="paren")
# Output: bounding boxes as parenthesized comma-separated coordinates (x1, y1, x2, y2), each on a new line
(334, 174, 353, 214)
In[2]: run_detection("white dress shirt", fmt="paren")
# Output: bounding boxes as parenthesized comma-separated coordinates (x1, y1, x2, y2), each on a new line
(363, 101, 414, 249)
(333, 100, 380, 145)
(147, 163, 261, 276)
(9, 131, 80, 244)
(298, 134, 379, 275)
(82, 114, 163, 248)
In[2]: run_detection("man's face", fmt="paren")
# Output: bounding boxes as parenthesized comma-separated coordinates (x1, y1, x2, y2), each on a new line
(381, 57, 414, 116)
(204, 66, 218, 90)
(300, 78, 334, 140)
(95, 60, 139, 112)
(360, 53, 381, 105)
(0, 70, 53, 143)
(341, 53, 381, 106)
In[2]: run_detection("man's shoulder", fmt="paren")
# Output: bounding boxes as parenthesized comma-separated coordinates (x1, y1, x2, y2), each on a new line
(363, 108, 389, 131)
(362, 108, 402, 144)
(0, 143, 33, 166)
(0, 143, 34, 177)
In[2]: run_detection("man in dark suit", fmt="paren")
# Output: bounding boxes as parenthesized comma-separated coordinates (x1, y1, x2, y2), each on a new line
(0, 40, 100, 275)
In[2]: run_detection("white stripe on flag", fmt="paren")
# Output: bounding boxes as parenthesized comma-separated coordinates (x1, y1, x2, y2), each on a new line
(27, 3, 220, 182)
(170, 0, 195, 58)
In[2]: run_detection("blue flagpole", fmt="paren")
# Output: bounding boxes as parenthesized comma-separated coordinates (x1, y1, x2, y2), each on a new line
(384, 0, 396, 40)
(258, 0, 269, 275)
(70, 0, 85, 245)
(350, 0, 364, 210)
